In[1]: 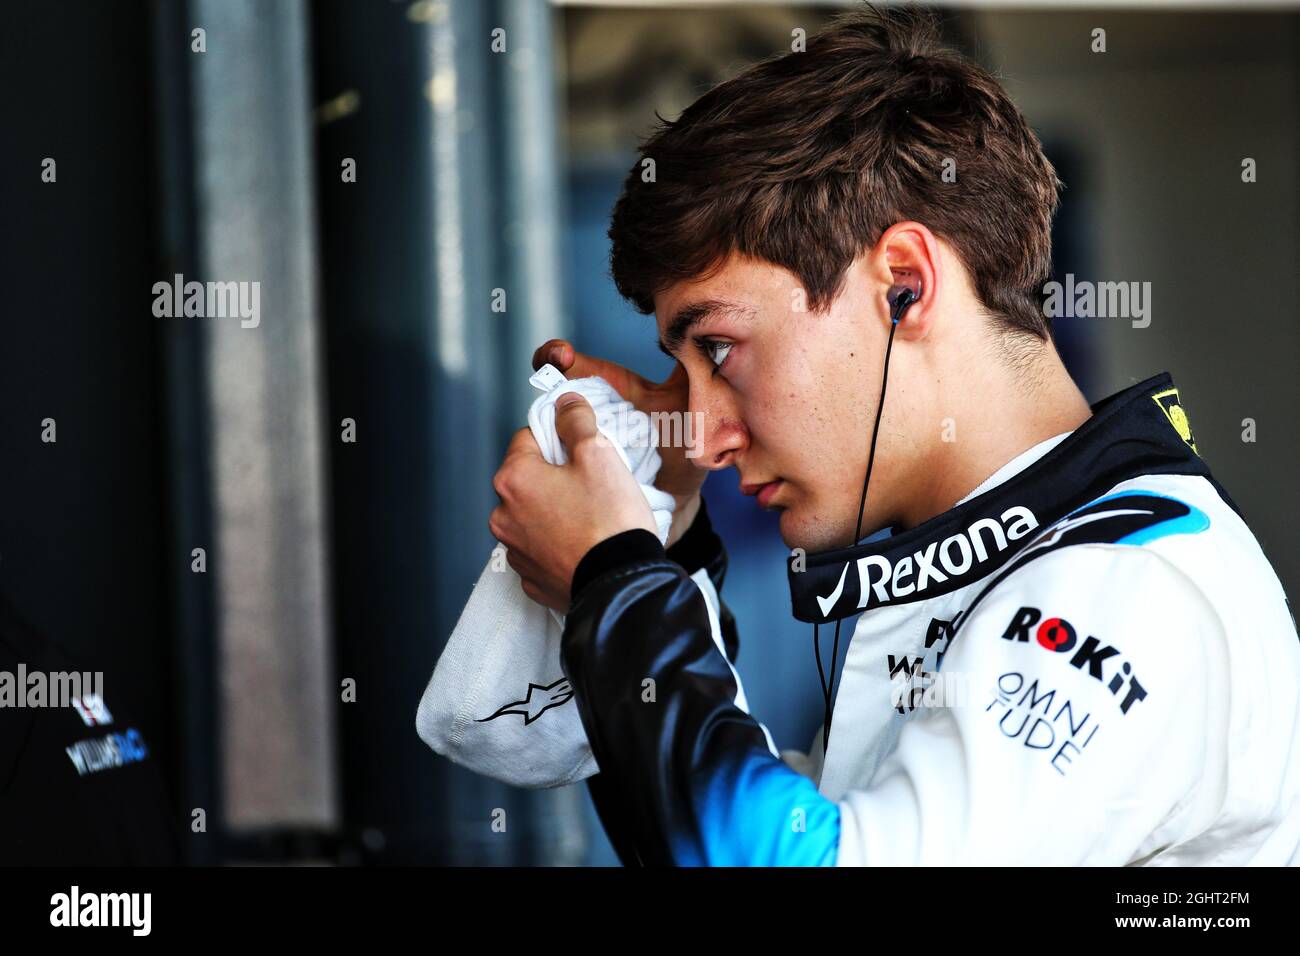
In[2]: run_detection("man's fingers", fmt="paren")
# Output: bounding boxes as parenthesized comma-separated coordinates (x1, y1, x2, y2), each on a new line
(495, 429, 541, 504)
(532, 339, 573, 372)
(536, 339, 606, 384)
(504, 425, 542, 460)
(530, 338, 651, 408)
(553, 392, 601, 458)
(487, 504, 510, 543)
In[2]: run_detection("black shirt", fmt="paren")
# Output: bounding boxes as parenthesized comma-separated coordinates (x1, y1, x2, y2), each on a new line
(0, 593, 180, 865)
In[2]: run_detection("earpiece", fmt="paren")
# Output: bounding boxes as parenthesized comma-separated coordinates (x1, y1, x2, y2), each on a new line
(887, 279, 922, 324)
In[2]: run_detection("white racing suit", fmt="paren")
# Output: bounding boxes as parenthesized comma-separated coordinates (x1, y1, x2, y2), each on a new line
(561, 373, 1300, 865)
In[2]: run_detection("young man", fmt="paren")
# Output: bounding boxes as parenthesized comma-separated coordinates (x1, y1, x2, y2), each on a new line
(488, 11, 1300, 865)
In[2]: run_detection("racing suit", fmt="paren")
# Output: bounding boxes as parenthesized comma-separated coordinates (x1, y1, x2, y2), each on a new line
(561, 373, 1300, 866)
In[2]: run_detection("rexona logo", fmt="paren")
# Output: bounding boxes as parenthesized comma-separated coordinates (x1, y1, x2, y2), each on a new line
(817, 506, 1038, 616)
(1001, 607, 1148, 715)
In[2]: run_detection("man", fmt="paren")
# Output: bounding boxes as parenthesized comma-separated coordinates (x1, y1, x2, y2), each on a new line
(488, 11, 1300, 865)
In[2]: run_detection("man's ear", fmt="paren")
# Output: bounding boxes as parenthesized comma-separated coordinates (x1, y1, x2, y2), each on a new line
(875, 221, 941, 341)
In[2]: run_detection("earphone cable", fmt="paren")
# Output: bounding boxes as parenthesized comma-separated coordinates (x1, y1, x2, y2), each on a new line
(820, 308, 904, 752)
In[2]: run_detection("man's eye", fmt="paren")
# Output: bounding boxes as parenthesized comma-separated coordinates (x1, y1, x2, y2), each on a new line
(704, 340, 732, 368)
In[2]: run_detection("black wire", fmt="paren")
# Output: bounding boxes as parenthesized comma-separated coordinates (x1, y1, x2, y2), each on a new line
(813, 622, 830, 717)
(819, 310, 904, 754)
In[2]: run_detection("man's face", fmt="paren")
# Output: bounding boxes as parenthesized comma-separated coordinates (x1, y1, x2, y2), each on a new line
(654, 252, 900, 552)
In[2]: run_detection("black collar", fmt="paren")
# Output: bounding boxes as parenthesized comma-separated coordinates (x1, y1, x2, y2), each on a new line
(786, 372, 1225, 623)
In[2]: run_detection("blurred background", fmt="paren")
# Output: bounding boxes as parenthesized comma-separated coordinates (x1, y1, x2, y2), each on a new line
(0, 0, 1296, 864)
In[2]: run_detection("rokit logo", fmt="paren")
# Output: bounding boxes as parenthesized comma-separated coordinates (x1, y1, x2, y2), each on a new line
(1001, 607, 1148, 715)
(817, 506, 1039, 616)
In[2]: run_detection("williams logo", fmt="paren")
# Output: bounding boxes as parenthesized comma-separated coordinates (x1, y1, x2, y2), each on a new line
(1151, 387, 1197, 454)
(1001, 607, 1148, 715)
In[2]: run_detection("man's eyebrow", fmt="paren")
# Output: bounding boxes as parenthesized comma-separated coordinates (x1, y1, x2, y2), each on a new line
(657, 299, 750, 357)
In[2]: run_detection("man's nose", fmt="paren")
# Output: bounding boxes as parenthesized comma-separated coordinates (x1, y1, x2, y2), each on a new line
(688, 388, 747, 471)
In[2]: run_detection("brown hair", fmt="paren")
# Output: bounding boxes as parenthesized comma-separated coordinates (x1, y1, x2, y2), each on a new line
(607, 7, 1062, 341)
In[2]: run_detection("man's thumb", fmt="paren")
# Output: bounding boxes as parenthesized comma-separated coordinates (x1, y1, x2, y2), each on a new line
(554, 391, 600, 456)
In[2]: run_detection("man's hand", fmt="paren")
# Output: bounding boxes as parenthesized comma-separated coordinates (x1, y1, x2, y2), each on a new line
(531, 339, 707, 546)
(490, 392, 656, 613)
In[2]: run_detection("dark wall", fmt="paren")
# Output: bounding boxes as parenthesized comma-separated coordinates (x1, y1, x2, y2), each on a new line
(0, 3, 178, 793)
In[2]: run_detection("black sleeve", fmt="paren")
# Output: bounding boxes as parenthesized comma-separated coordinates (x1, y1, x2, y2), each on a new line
(664, 496, 740, 663)
(571, 494, 739, 664)
(572, 498, 737, 865)
(563, 549, 838, 867)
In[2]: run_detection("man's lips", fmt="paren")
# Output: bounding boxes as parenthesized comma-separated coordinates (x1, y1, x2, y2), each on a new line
(741, 479, 784, 509)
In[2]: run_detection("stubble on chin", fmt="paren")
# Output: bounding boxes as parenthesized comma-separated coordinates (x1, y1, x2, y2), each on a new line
(778, 505, 851, 554)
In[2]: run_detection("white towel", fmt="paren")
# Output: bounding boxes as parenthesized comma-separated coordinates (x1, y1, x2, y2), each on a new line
(415, 366, 676, 788)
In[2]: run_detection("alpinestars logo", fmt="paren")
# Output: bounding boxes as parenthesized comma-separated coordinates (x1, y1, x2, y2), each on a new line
(1002, 607, 1148, 715)
(478, 677, 574, 725)
(817, 506, 1039, 616)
